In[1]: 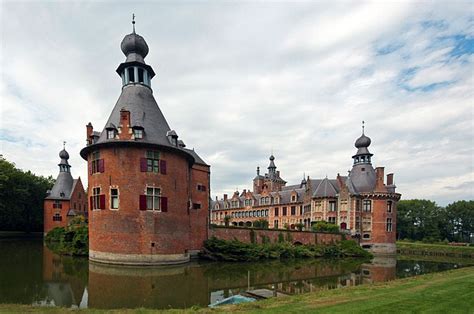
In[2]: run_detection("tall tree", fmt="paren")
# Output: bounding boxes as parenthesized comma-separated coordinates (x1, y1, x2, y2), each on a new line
(445, 201, 474, 243)
(0, 156, 54, 232)
(397, 199, 442, 241)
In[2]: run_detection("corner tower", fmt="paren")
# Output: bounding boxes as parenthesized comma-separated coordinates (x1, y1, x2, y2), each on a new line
(347, 123, 400, 255)
(80, 21, 210, 265)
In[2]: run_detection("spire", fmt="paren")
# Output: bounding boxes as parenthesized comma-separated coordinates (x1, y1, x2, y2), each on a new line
(58, 143, 71, 173)
(132, 13, 136, 34)
(268, 154, 276, 175)
(362, 120, 365, 135)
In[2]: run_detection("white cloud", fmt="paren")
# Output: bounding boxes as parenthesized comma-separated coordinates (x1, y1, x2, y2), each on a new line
(1, 1, 473, 206)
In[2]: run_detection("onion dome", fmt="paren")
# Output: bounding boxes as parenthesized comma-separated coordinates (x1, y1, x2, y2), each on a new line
(59, 149, 69, 160)
(355, 134, 371, 148)
(121, 32, 149, 58)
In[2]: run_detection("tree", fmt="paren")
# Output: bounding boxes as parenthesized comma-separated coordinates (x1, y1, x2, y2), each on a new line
(223, 215, 231, 227)
(0, 156, 55, 232)
(312, 221, 339, 233)
(396, 199, 442, 242)
(253, 219, 269, 229)
(445, 201, 474, 243)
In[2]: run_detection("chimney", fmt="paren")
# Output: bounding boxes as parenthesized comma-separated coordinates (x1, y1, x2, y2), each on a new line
(375, 167, 386, 192)
(120, 109, 131, 126)
(387, 173, 394, 186)
(86, 122, 93, 145)
(256, 167, 260, 176)
(276, 170, 280, 177)
(215, 196, 218, 201)
(223, 194, 228, 201)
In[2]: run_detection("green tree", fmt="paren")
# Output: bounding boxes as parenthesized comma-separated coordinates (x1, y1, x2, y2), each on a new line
(0, 156, 55, 232)
(397, 200, 442, 242)
(253, 219, 269, 229)
(444, 201, 473, 243)
(312, 221, 339, 233)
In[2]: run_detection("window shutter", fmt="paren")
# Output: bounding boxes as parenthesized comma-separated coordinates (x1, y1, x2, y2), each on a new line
(160, 160, 167, 174)
(99, 194, 106, 209)
(98, 159, 105, 173)
(161, 197, 168, 212)
(89, 196, 93, 210)
(140, 158, 147, 172)
(139, 195, 147, 210)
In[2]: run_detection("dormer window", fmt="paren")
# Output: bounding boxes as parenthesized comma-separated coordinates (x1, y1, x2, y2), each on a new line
(134, 128, 143, 139)
(107, 130, 115, 139)
(291, 195, 297, 202)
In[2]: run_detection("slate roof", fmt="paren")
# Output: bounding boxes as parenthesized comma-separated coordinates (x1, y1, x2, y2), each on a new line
(46, 177, 77, 200)
(313, 178, 339, 198)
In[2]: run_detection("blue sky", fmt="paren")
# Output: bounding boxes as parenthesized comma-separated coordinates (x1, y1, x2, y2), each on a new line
(0, 1, 472, 205)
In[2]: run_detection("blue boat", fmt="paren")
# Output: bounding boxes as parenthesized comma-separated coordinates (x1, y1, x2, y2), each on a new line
(208, 295, 256, 307)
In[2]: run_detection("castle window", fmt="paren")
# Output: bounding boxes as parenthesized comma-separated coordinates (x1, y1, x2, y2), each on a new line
(274, 197, 279, 204)
(146, 151, 160, 172)
(91, 151, 104, 174)
(110, 188, 119, 210)
(362, 217, 372, 231)
(193, 203, 201, 209)
(329, 201, 337, 212)
(91, 187, 103, 210)
(363, 200, 371, 212)
(328, 217, 336, 224)
(282, 207, 287, 216)
(265, 196, 270, 205)
(387, 200, 393, 213)
(197, 184, 207, 192)
(138, 68, 144, 83)
(231, 200, 239, 208)
(291, 206, 296, 215)
(53, 213, 62, 222)
(53, 200, 62, 209)
(133, 129, 143, 139)
(274, 220, 279, 228)
(355, 216, 361, 230)
(291, 195, 297, 202)
(146, 187, 161, 211)
(387, 218, 393, 232)
(107, 129, 115, 139)
(128, 67, 135, 82)
(265, 209, 268, 216)
(274, 208, 279, 216)
(363, 233, 371, 239)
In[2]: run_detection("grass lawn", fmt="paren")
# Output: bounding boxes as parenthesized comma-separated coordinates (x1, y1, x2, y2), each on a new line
(397, 241, 474, 257)
(0, 267, 473, 313)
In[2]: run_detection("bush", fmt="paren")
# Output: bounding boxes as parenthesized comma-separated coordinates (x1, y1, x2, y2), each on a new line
(45, 216, 88, 256)
(200, 237, 372, 262)
(312, 221, 339, 233)
(253, 219, 269, 229)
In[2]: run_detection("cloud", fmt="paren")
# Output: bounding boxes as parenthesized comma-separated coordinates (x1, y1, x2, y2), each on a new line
(1, 1, 473, 206)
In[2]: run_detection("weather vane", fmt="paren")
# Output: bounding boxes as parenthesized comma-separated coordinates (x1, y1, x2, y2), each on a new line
(362, 120, 365, 134)
(132, 13, 136, 33)
(63, 141, 66, 150)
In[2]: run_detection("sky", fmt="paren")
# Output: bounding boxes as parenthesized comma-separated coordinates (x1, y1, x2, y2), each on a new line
(0, 1, 473, 206)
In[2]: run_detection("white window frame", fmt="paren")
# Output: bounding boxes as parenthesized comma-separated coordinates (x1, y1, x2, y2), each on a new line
(146, 186, 161, 211)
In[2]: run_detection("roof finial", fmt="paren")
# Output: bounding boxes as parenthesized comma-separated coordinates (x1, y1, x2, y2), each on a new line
(132, 13, 136, 34)
(362, 120, 365, 135)
(63, 141, 66, 150)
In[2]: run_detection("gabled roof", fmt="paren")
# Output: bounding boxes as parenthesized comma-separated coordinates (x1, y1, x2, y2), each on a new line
(313, 178, 339, 198)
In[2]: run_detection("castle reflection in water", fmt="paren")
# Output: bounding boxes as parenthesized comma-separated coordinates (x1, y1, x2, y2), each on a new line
(39, 245, 399, 309)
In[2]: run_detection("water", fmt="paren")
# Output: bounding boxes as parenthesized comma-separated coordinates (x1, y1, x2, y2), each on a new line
(0, 238, 471, 310)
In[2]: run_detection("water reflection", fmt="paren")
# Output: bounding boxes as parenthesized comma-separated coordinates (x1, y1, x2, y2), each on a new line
(0, 239, 468, 310)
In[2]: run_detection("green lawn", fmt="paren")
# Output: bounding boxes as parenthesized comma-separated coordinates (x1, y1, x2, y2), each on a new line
(1, 267, 473, 313)
(397, 241, 474, 257)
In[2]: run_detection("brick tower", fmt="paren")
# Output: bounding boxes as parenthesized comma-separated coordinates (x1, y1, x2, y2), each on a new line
(44, 145, 87, 235)
(80, 22, 210, 265)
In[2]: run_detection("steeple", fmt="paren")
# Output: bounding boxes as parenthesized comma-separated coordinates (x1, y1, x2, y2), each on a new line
(116, 15, 155, 88)
(268, 154, 276, 176)
(58, 142, 71, 173)
(352, 121, 373, 165)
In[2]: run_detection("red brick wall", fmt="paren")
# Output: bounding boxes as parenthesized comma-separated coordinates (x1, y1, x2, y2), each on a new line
(43, 199, 70, 234)
(362, 198, 396, 245)
(209, 226, 342, 245)
(189, 163, 210, 250)
(87, 146, 209, 256)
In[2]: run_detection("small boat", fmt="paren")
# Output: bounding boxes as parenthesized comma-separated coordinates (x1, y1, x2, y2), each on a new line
(208, 295, 256, 307)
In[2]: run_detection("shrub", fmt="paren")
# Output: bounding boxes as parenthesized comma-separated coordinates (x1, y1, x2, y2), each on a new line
(312, 221, 339, 233)
(278, 232, 285, 243)
(250, 229, 256, 244)
(45, 216, 88, 256)
(253, 219, 269, 229)
(295, 223, 304, 231)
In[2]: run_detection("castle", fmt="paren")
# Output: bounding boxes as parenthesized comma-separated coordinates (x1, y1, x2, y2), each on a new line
(211, 129, 401, 254)
(77, 23, 210, 265)
(44, 145, 87, 235)
(43, 20, 400, 262)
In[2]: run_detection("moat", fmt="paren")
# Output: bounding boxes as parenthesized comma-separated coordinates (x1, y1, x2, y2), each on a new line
(1, 238, 471, 310)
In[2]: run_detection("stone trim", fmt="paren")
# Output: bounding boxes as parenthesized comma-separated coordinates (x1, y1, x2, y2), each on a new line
(89, 250, 190, 266)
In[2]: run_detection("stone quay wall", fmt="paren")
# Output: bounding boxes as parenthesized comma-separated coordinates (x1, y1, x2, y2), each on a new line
(209, 226, 342, 245)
